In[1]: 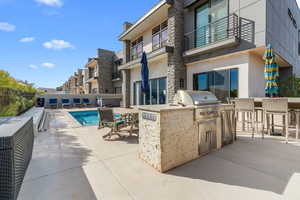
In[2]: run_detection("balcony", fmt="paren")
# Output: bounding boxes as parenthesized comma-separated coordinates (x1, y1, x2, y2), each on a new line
(86, 69, 98, 82)
(112, 71, 121, 80)
(183, 14, 255, 57)
(119, 46, 174, 70)
(118, 0, 172, 41)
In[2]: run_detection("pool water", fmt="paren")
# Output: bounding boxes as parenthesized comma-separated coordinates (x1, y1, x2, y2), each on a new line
(69, 110, 99, 126)
(69, 110, 121, 126)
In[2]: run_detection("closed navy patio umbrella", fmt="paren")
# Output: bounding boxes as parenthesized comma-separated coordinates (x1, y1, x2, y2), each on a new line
(141, 52, 150, 93)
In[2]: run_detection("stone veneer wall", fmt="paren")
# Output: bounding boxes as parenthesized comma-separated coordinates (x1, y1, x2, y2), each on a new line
(139, 110, 162, 171)
(97, 49, 115, 94)
(167, 0, 186, 103)
(139, 107, 199, 172)
(160, 109, 198, 172)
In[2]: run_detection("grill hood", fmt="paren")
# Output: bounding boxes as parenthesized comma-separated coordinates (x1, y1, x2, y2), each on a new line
(174, 90, 219, 106)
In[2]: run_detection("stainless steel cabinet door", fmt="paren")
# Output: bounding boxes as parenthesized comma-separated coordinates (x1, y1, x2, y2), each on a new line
(198, 120, 217, 155)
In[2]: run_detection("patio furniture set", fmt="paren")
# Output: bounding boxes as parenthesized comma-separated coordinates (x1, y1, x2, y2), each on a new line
(97, 108, 139, 140)
(234, 98, 300, 143)
(49, 98, 91, 108)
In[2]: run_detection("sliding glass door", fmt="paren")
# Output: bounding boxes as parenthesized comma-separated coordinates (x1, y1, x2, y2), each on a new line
(134, 77, 167, 105)
(195, 3, 209, 47)
(193, 68, 238, 102)
(195, 0, 228, 47)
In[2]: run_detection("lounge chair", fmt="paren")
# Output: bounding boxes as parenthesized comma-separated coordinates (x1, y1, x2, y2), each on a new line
(49, 98, 58, 109)
(83, 98, 91, 107)
(73, 98, 81, 107)
(61, 98, 71, 108)
(98, 108, 125, 140)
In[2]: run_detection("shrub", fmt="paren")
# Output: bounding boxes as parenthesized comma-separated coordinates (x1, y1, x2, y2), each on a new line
(279, 75, 300, 97)
(0, 70, 37, 116)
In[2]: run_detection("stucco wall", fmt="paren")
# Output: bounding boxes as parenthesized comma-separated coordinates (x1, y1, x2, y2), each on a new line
(230, 0, 266, 46)
(266, 0, 300, 76)
(130, 57, 168, 104)
(186, 54, 250, 98)
(248, 53, 265, 97)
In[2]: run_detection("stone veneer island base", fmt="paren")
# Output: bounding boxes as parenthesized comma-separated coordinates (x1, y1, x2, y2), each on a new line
(138, 105, 223, 173)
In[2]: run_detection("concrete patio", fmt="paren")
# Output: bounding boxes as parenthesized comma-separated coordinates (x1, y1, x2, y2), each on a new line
(18, 109, 300, 200)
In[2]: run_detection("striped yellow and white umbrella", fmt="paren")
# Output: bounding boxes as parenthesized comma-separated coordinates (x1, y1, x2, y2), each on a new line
(263, 44, 279, 96)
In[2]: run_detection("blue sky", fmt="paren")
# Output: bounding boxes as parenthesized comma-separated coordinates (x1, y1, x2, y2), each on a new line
(0, 0, 158, 88)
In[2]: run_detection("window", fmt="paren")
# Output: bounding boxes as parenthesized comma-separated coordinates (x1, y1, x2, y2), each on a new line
(134, 77, 167, 105)
(193, 68, 238, 102)
(130, 37, 143, 61)
(152, 21, 168, 51)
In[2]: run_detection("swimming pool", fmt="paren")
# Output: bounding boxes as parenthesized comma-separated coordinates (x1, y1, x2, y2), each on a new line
(69, 110, 121, 126)
(69, 110, 99, 126)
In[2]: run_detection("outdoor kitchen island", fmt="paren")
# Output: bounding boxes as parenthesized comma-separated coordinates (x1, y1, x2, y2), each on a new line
(138, 91, 233, 172)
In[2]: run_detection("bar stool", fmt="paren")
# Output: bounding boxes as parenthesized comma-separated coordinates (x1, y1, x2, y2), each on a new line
(234, 98, 261, 138)
(290, 109, 300, 141)
(262, 99, 289, 143)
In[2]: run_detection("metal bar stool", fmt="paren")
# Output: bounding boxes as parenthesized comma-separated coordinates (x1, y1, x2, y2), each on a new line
(234, 98, 261, 138)
(262, 99, 289, 143)
(289, 109, 300, 141)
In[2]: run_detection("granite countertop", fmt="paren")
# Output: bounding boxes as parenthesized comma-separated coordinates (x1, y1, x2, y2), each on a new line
(138, 104, 195, 112)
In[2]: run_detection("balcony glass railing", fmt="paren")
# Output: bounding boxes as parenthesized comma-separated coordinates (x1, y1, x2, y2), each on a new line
(184, 14, 254, 51)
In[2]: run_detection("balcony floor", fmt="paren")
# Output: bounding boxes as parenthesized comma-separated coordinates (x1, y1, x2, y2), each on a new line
(18, 109, 300, 200)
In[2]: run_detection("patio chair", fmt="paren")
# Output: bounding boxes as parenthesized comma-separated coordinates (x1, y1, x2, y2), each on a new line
(49, 98, 58, 109)
(234, 98, 263, 139)
(262, 98, 290, 143)
(61, 98, 71, 108)
(98, 108, 125, 140)
(73, 98, 82, 107)
(83, 98, 91, 107)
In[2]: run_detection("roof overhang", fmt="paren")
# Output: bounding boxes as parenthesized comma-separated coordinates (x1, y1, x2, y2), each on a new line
(118, 0, 172, 41)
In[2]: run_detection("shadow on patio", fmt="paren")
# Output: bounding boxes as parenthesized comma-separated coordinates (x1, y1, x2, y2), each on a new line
(19, 112, 99, 199)
(167, 136, 300, 195)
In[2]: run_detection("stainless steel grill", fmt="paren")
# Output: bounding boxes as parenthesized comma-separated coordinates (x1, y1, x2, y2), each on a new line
(174, 90, 221, 155)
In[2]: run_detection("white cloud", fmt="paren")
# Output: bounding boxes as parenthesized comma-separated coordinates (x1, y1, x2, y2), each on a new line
(0, 22, 15, 32)
(42, 62, 55, 68)
(35, 0, 63, 7)
(20, 37, 35, 43)
(297, 0, 300, 7)
(43, 39, 74, 50)
(29, 64, 38, 69)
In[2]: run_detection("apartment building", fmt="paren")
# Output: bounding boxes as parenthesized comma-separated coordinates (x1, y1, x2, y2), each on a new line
(84, 48, 123, 94)
(118, 0, 300, 106)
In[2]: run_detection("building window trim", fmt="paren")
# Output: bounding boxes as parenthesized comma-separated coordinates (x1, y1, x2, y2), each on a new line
(152, 20, 168, 51)
(130, 37, 143, 61)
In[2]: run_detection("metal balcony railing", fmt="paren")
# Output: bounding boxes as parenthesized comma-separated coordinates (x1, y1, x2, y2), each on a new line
(112, 72, 121, 80)
(184, 14, 255, 51)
